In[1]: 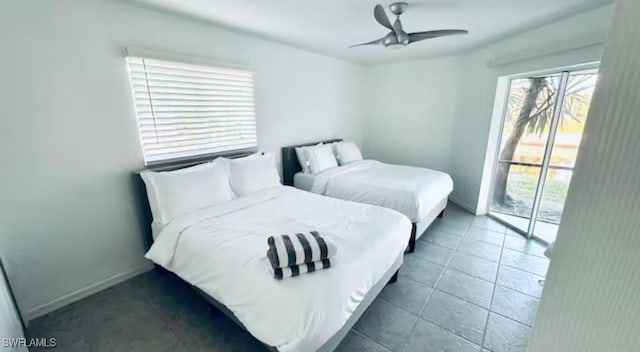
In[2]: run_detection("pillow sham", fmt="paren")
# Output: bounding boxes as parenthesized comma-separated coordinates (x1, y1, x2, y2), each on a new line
(295, 143, 322, 173)
(304, 144, 338, 174)
(218, 151, 262, 174)
(227, 153, 281, 196)
(335, 142, 363, 165)
(140, 159, 234, 231)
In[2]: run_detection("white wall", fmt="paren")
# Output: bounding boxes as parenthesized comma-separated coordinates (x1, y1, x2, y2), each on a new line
(361, 56, 461, 173)
(529, 0, 640, 349)
(0, 0, 364, 317)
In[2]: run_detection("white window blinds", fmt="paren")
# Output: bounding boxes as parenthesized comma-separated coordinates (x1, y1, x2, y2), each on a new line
(126, 56, 257, 164)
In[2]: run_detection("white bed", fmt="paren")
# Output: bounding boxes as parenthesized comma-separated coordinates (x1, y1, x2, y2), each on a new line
(293, 160, 453, 224)
(145, 185, 411, 352)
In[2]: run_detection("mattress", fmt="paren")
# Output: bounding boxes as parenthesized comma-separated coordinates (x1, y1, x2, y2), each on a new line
(145, 186, 411, 352)
(307, 160, 453, 222)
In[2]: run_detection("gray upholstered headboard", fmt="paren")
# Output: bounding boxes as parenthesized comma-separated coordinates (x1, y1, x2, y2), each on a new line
(281, 139, 342, 186)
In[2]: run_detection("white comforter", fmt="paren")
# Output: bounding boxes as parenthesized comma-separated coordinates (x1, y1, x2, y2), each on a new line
(146, 186, 410, 352)
(309, 160, 454, 222)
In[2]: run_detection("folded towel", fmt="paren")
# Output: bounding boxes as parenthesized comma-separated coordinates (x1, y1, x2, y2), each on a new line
(267, 231, 337, 268)
(270, 258, 332, 280)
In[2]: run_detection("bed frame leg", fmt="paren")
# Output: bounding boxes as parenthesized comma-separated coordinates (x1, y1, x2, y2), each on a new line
(388, 270, 399, 284)
(407, 235, 416, 253)
(437, 209, 445, 219)
(406, 224, 417, 253)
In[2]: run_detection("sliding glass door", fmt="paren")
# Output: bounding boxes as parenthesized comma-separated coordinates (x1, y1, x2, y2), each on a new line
(489, 68, 598, 243)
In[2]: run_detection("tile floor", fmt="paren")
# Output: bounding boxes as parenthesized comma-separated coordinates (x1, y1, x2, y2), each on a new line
(26, 204, 548, 352)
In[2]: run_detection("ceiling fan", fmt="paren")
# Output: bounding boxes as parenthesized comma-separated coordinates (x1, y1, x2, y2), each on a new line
(350, 2, 468, 48)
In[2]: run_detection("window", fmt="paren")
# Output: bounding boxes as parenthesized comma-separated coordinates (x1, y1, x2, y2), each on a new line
(487, 68, 598, 244)
(126, 56, 257, 165)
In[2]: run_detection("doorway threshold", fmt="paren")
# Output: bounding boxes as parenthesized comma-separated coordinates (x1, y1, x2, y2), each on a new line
(488, 212, 557, 245)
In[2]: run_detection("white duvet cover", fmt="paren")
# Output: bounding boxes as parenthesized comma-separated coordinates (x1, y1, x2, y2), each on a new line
(309, 160, 453, 222)
(146, 186, 410, 352)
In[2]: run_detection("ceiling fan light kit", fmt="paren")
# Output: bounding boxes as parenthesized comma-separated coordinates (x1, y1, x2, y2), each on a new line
(350, 2, 469, 49)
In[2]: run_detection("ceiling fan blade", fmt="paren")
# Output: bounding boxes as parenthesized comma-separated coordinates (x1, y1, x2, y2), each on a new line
(374, 4, 393, 31)
(408, 29, 468, 43)
(349, 37, 386, 48)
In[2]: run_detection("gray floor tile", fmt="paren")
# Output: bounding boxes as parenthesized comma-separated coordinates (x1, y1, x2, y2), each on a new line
(443, 212, 475, 224)
(448, 252, 499, 282)
(421, 290, 488, 345)
(491, 286, 539, 326)
(503, 236, 547, 257)
(505, 228, 522, 238)
(444, 203, 473, 217)
(436, 270, 494, 308)
(412, 241, 454, 265)
(496, 266, 544, 298)
(500, 249, 549, 276)
(399, 256, 445, 287)
(336, 330, 390, 352)
(483, 313, 531, 352)
(457, 239, 503, 263)
(403, 319, 480, 352)
(464, 227, 505, 247)
(381, 277, 433, 314)
(420, 230, 464, 249)
(470, 217, 506, 233)
(355, 298, 419, 352)
(430, 217, 471, 234)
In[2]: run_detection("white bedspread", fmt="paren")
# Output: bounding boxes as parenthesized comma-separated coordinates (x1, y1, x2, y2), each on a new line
(145, 186, 410, 352)
(309, 160, 453, 222)
(293, 172, 315, 192)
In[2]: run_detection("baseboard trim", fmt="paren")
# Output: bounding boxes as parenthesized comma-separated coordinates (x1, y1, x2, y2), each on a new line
(448, 196, 478, 215)
(26, 263, 154, 321)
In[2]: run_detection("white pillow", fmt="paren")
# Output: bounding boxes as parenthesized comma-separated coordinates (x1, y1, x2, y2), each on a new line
(295, 143, 322, 173)
(304, 144, 338, 174)
(335, 142, 363, 165)
(141, 162, 210, 231)
(227, 153, 281, 196)
(140, 159, 234, 230)
(218, 151, 262, 175)
(328, 141, 342, 153)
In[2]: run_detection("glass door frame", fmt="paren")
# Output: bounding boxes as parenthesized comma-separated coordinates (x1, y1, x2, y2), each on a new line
(525, 71, 569, 237)
(486, 64, 598, 243)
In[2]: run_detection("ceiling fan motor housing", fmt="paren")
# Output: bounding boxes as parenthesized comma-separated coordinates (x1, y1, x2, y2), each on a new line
(389, 2, 408, 16)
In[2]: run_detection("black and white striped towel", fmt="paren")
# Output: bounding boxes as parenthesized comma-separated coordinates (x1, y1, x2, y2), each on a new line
(267, 231, 337, 268)
(270, 258, 332, 280)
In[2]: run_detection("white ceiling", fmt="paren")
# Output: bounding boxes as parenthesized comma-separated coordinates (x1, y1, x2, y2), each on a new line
(130, 0, 612, 64)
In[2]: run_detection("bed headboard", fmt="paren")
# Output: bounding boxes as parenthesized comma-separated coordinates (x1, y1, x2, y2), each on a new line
(132, 148, 258, 248)
(281, 139, 343, 186)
